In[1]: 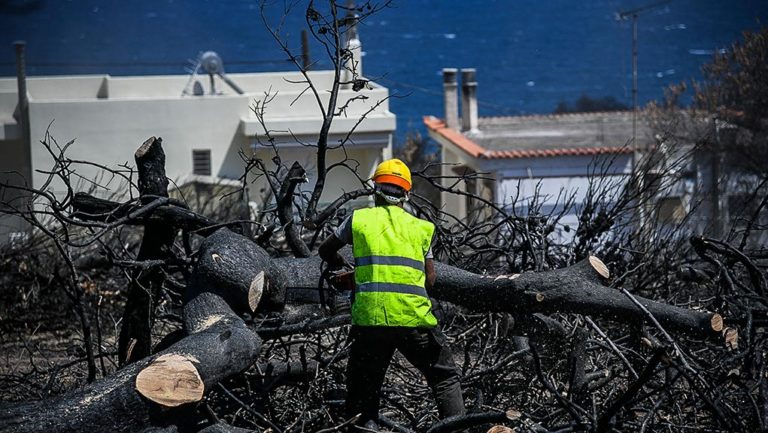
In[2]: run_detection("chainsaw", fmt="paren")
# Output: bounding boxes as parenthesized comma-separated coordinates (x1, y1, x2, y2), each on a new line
(320, 266, 354, 315)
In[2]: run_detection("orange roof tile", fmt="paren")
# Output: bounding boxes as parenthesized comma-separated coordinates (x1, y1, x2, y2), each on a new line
(423, 116, 633, 160)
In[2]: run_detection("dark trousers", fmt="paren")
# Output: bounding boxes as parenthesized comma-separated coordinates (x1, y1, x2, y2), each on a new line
(346, 325, 465, 424)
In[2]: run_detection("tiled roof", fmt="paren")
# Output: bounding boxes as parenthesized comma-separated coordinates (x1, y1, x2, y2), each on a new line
(424, 113, 642, 160)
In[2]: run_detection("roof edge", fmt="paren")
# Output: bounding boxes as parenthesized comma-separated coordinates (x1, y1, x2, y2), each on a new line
(424, 115, 635, 161)
(423, 116, 488, 159)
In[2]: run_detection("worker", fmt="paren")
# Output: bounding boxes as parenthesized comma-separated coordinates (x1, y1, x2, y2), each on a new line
(319, 159, 465, 432)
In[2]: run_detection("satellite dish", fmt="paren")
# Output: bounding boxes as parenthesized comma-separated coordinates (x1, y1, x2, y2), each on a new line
(182, 51, 244, 96)
(200, 51, 225, 75)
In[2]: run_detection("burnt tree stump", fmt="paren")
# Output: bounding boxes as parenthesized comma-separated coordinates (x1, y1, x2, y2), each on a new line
(119, 137, 178, 365)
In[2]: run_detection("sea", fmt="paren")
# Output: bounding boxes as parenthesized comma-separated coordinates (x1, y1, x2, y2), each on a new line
(1, 0, 766, 146)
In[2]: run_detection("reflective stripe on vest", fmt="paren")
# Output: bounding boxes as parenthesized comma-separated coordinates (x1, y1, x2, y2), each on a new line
(356, 282, 429, 297)
(354, 255, 425, 272)
(351, 205, 437, 327)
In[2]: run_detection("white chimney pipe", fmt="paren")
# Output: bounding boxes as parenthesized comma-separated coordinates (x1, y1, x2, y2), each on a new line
(461, 68, 478, 132)
(341, 7, 362, 89)
(443, 68, 459, 130)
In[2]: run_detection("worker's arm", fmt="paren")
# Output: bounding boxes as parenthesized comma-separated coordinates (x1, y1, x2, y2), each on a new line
(319, 234, 347, 269)
(425, 258, 436, 291)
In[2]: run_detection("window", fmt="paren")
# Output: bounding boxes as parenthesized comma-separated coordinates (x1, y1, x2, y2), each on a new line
(656, 196, 687, 224)
(192, 150, 211, 176)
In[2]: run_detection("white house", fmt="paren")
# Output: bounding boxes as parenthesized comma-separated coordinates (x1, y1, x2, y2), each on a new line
(0, 54, 395, 241)
(425, 68, 764, 243)
(425, 68, 652, 238)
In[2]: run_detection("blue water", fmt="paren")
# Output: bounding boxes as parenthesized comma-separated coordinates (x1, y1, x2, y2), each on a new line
(1, 0, 766, 144)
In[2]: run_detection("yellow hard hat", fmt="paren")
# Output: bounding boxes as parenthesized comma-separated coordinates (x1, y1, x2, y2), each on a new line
(373, 158, 412, 192)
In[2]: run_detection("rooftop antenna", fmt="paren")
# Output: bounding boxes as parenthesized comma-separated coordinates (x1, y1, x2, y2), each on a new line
(182, 51, 244, 96)
(617, 0, 671, 239)
(617, 0, 671, 157)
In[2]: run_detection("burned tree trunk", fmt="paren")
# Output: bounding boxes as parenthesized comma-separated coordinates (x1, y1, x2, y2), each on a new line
(119, 137, 178, 364)
(71, 193, 218, 234)
(0, 230, 285, 433)
(0, 293, 260, 433)
(273, 254, 724, 337)
(186, 228, 287, 314)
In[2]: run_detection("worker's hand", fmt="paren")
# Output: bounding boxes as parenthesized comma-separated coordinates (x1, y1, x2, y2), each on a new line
(328, 252, 348, 270)
(319, 234, 349, 269)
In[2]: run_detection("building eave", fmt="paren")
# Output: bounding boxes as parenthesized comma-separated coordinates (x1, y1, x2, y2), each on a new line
(423, 115, 634, 160)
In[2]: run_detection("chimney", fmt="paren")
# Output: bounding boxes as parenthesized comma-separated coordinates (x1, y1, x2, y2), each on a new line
(341, 2, 362, 88)
(14, 41, 30, 152)
(442, 68, 459, 130)
(461, 68, 478, 132)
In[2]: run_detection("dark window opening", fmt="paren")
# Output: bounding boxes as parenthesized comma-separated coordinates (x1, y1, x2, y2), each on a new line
(193, 149, 211, 176)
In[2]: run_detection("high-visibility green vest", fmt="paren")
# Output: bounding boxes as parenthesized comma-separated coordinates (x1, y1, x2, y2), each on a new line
(351, 205, 437, 327)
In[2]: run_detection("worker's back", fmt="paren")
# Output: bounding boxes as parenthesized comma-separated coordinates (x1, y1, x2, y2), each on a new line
(350, 205, 437, 327)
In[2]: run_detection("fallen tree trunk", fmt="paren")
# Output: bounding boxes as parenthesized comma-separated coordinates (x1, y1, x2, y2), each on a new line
(186, 228, 287, 315)
(273, 253, 723, 337)
(0, 293, 260, 433)
(71, 192, 219, 235)
(0, 232, 275, 433)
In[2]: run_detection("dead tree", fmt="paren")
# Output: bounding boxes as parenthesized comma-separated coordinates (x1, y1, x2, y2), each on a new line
(0, 228, 286, 433)
(118, 137, 178, 364)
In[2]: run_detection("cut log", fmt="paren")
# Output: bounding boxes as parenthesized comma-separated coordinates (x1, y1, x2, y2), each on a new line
(135, 353, 205, 406)
(274, 254, 724, 337)
(0, 250, 262, 433)
(0, 296, 259, 433)
(186, 229, 287, 315)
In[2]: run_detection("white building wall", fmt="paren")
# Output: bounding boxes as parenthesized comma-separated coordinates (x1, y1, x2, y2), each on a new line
(27, 95, 251, 196)
(0, 71, 396, 242)
(440, 146, 471, 219)
(0, 72, 394, 197)
(496, 154, 632, 240)
(249, 142, 384, 209)
(0, 135, 30, 241)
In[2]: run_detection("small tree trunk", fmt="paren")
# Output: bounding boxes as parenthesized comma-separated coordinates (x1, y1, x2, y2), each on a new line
(119, 137, 177, 365)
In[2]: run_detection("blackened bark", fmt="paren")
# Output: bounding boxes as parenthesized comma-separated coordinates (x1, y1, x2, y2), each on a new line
(197, 423, 257, 433)
(274, 255, 724, 337)
(424, 411, 522, 433)
(71, 193, 219, 235)
(0, 293, 260, 433)
(567, 327, 589, 410)
(277, 161, 310, 258)
(186, 228, 287, 315)
(119, 137, 178, 365)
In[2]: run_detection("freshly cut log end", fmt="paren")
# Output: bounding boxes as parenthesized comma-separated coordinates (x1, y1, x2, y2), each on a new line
(723, 327, 739, 350)
(504, 409, 522, 421)
(135, 136, 159, 158)
(249, 271, 265, 313)
(136, 353, 204, 407)
(535, 293, 545, 302)
(487, 426, 515, 433)
(711, 314, 724, 332)
(188, 229, 287, 315)
(589, 256, 610, 279)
